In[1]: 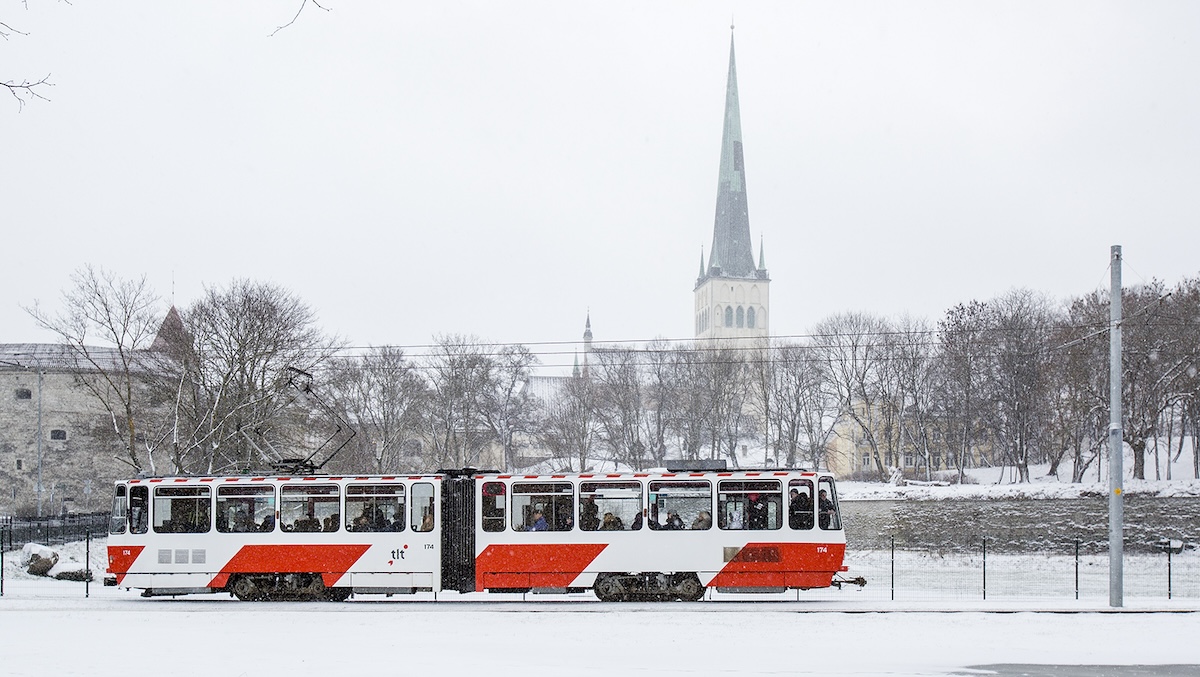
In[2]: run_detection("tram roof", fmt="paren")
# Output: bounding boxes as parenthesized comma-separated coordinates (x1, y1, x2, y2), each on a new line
(119, 468, 830, 484)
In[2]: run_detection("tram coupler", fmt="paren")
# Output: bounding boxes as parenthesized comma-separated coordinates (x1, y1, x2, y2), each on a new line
(831, 575, 867, 589)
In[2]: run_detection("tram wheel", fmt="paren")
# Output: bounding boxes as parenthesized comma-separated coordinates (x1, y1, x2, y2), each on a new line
(324, 586, 352, 602)
(230, 575, 261, 601)
(594, 575, 624, 602)
(674, 574, 705, 602)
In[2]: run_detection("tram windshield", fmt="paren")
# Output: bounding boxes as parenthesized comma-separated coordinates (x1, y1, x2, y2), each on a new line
(109, 484, 127, 535)
(817, 477, 841, 530)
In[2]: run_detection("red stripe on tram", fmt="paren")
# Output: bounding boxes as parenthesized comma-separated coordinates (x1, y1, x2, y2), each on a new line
(206, 544, 371, 589)
(106, 545, 146, 584)
(475, 543, 608, 592)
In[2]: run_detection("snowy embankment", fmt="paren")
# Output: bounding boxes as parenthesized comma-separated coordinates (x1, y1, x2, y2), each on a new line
(839, 468, 1200, 501)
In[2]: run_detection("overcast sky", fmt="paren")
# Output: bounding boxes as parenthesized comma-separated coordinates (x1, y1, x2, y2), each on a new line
(4, 1, 1198, 370)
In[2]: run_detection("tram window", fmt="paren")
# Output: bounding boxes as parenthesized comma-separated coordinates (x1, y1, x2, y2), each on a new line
(217, 485, 276, 533)
(154, 486, 211, 533)
(579, 481, 641, 531)
(129, 485, 149, 535)
(346, 484, 404, 532)
(109, 485, 127, 535)
(511, 482, 573, 532)
(788, 479, 815, 530)
(817, 478, 842, 530)
(412, 482, 435, 532)
(481, 482, 506, 533)
(717, 480, 782, 531)
(281, 484, 341, 533)
(647, 480, 711, 531)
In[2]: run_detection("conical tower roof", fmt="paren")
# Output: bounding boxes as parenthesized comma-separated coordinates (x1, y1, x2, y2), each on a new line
(705, 32, 757, 280)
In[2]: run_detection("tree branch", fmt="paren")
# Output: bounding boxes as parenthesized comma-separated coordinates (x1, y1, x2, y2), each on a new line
(4, 74, 52, 111)
(0, 20, 30, 40)
(270, 0, 330, 37)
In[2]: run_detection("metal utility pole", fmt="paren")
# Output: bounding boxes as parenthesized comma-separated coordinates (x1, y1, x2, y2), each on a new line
(1109, 245, 1124, 608)
(36, 365, 45, 518)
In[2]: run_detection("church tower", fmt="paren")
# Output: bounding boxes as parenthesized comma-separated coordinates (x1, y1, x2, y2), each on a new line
(694, 30, 770, 341)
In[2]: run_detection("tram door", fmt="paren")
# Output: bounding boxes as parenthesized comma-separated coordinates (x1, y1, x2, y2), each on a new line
(440, 474, 476, 593)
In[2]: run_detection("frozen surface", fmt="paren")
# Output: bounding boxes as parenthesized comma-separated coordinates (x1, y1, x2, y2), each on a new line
(1, 588, 1197, 677)
(2, 540, 1199, 676)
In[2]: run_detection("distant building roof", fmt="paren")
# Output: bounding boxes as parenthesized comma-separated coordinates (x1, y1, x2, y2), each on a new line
(0, 343, 138, 373)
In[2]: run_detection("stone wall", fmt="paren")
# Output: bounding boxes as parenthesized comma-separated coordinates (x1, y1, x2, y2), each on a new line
(0, 368, 126, 517)
(842, 496, 1200, 554)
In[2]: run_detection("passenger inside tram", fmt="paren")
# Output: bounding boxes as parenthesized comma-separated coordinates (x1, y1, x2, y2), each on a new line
(818, 490, 836, 529)
(526, 509, 548, 531)
(789, 487, 814, 530)
(579, 496, 600, 531)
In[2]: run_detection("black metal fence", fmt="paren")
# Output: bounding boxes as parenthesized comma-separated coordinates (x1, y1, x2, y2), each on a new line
(1, 512, 109, 552)
(816, 534, 1200, 603)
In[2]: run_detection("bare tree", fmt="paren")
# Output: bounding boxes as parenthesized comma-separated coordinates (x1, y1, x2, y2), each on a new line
(772, 341, 839, 470)
(1071, 282, 1193, 480)
(153, 279, 339, 474)
(936, 301, 992, 483)
(591, 347, 648, 469)
(26, 265, 163, 471)
(746, 338, 777, 466)
(664, 346, 709, 461)
(2, 8, 53, 110)
(1050, 301, 1109, 482)
(478, 344, 540, 472)
(324, 346, 426, 473)
(538, 371, 598, 472)
(700, 342, 752, 467)
(889, 316, 939, 480)
(1172, 277, 1200, 479)
(421, 335, 496, 469)
(640, 339, 677, 467)
(983, 289, 1057, 483)
(813, 313, 892, 480)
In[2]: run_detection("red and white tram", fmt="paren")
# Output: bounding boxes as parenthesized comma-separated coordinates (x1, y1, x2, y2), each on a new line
(105, 467, 847, 601)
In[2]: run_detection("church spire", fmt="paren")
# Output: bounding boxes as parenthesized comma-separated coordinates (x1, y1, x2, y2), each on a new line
(705, 30, 756, 280)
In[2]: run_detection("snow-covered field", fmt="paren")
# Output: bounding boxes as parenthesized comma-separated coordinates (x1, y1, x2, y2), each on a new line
(2, 540, 1199, 676)
(2, 585, 1197, 676)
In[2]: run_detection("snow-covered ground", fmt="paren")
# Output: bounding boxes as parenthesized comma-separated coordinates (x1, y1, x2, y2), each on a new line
(840, 476, 1200, 501)
(2, 539, 1199, 676)
(1, 584, 1197, 676)
(838, 458, 1200, 501)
